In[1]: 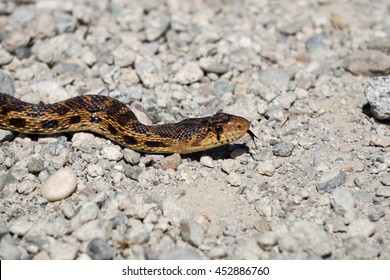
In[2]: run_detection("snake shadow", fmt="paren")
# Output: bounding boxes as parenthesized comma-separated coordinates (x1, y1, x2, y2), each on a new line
(181, 143, 251, 161)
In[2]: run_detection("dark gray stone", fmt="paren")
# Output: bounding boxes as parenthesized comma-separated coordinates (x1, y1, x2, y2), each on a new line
(27, 157, 45, 174)
(317, 170, 347, 193)
(368, 210, 385, 222)
(86, 237, 113, 260)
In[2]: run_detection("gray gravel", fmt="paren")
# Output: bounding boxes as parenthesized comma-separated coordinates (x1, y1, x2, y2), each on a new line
(0, 0, 389, 260)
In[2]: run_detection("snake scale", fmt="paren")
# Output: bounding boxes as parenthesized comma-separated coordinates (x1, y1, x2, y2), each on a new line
(0, 92, 254, 154)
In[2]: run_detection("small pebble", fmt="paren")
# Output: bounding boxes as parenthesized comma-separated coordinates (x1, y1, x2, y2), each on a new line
(221, 159, 240, 174)
(71, 202, 99, 228)
(226, 173, 242, 187)
(0, 129, 14, 142)
(9, 218, 33, 236)
(123, 148, 141, 165)
(256, 161, 275, 176)
(156, 197, 188, 226)
(368, 210, 385, 222)
(46, 218, 69, 238)
(272, 142, 295, 157)
(375, 186, 390, 198)
(125, 220, 150, 244)
(0, 71, 15, 95)
(49, 240, 78, 260)
(144, 10, 170, 41)
(41, 167, 77, 202)
(86, 164, 105, 177)
(213, 79, 235, 96)
(180, 220, 205, 247)
(54, 12, 77, 34)
(73, 220, 111, 242)
(331, 187, 356, 212)
(0, 48, 13, 65)
(354, 176, 367, 188)
(200, 156, 214, 168)
(27, 157, 45, 173)
(258, 68, 295, 91)
(230, 148, 247, 159)
(370, 135, 390, 147)
(82, 51, 96, 67)
(305, 35, 330, 60)
(15, 67, 34, 80)
(275, 92, 297, 109)
(135, 60, 163, 88)
(0, 233, 21, 259)
(317, 169, 347, 193)
(160, 154, 182, 171)
(124, 165, 143, 181)
(343, 50, 390, 76)
(174, 62, 204, 84)
(339, 144, 354, 152)
(265, 104, 285, 121)
(223, 224, 237, 237)
(256, 232, 277, 251)
(112, 45, 135, 67)
(289, 221, 332, 257)
(380, 174, 390, 186)
(199, 57, 229, 74)
(101, 146, 123, 161)
(348, 219, 376, 237)
(86, 237, 113, 260)
(254, 218, 271, 233)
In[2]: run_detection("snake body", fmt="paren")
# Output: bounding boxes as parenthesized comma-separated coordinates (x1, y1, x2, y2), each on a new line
(0, 93, 251, 154)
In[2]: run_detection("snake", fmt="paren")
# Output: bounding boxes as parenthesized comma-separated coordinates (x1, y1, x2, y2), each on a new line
(0, 92, 255, 154)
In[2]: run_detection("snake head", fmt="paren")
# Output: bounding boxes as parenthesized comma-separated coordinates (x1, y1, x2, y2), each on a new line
(190, 112, 251, 152)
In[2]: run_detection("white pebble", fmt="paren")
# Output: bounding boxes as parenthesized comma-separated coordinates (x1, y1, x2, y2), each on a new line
(256, 161, 275, 176)
(174, 62, 204, 84)
(101, 146, 123, 161)
(200, 156, 214, 168)
(87, 164, 105, 177)
(82, 51, 96, 67)
(41, 167, 77, 202)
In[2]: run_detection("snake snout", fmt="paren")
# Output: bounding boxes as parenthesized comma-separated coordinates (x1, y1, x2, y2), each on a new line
(231, 116, 250, 136)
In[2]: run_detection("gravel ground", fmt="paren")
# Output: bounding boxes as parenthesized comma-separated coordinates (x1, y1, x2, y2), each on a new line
(0, 0, 389, 260)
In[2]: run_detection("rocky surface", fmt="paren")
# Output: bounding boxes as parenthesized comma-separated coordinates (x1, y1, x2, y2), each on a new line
(0, 0, 389, 260)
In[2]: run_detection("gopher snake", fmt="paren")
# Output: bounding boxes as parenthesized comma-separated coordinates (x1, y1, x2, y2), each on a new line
(0, 93, 253, 154)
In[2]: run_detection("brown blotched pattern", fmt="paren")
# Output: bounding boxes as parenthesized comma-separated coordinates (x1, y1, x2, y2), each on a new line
(0, 93, 250, 154)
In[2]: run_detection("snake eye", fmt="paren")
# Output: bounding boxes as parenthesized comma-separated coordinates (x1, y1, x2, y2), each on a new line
(213, 124, 223, 134)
